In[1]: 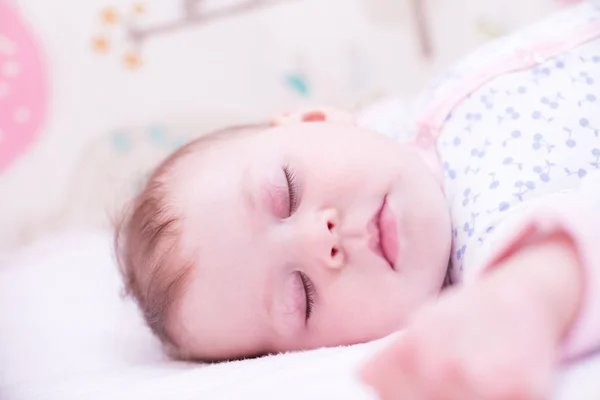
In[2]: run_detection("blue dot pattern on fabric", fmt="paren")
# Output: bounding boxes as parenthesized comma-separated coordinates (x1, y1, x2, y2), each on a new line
(431, 35, 600, 283)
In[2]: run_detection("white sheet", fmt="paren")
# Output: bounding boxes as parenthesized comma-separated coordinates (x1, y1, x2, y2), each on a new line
(1, 232, 599, 400)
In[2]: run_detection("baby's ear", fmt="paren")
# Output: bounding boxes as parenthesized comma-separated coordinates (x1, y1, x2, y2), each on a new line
(270, 107, 355, 127)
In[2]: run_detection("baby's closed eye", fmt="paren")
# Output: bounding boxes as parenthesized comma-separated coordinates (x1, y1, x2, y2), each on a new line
(280, 270, 317, 329)
(265, 165, 302, 219)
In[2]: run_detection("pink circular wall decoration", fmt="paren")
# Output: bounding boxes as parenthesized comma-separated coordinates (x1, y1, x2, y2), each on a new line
(0, 1, 48, 174)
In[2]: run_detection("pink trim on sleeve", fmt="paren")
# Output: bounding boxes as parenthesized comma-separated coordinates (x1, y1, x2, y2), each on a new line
(474, 183, 600, 362)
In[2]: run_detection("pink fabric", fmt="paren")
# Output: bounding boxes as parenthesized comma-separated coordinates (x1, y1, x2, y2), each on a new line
(416, 22, 600, 144)
(0, 2, 48, 174)
(474, 181, 600, 361)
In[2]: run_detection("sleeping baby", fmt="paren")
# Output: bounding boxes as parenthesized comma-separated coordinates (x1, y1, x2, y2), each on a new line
(115, 2, 600, 399)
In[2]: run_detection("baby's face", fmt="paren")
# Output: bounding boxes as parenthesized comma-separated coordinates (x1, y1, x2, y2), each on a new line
(169, 122, 451, 360)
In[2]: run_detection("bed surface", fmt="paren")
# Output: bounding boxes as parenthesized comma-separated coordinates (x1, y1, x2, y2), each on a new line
(1, 232, 598, 400)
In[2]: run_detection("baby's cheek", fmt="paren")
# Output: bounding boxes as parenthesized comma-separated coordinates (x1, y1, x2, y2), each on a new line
(344, 278, 415, 329)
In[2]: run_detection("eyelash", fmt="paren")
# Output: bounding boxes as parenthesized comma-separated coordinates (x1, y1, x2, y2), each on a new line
(283, 165, 300, 216)
(282, 166, 312, 320)
(298, 272, 315, 320)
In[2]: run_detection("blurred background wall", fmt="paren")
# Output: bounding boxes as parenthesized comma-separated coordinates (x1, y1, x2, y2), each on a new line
(0, 0, 577, 250)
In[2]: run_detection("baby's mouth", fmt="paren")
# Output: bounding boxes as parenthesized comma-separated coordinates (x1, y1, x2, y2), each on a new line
(368, 195, 398, 270)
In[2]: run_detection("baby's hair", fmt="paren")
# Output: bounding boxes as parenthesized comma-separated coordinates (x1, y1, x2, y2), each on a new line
(114, 123, 267, 358)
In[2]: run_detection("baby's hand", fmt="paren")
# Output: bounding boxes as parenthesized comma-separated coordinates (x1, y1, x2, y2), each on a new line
(360, 282, 558, 400)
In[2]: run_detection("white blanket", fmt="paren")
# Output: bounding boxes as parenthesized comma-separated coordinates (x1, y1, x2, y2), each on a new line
(1, 232, 599, 400)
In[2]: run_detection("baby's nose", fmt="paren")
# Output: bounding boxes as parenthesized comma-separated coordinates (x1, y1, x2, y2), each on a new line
(319, 208, 345, 269)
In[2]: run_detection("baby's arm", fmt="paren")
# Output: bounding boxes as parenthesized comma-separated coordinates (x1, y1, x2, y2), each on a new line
(361, 177, 600, 400)
(491, 233, 581, 347)
(361, 234, 582, 400)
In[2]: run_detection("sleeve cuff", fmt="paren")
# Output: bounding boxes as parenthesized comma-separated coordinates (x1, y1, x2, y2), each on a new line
(473, 177, 600, 362)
